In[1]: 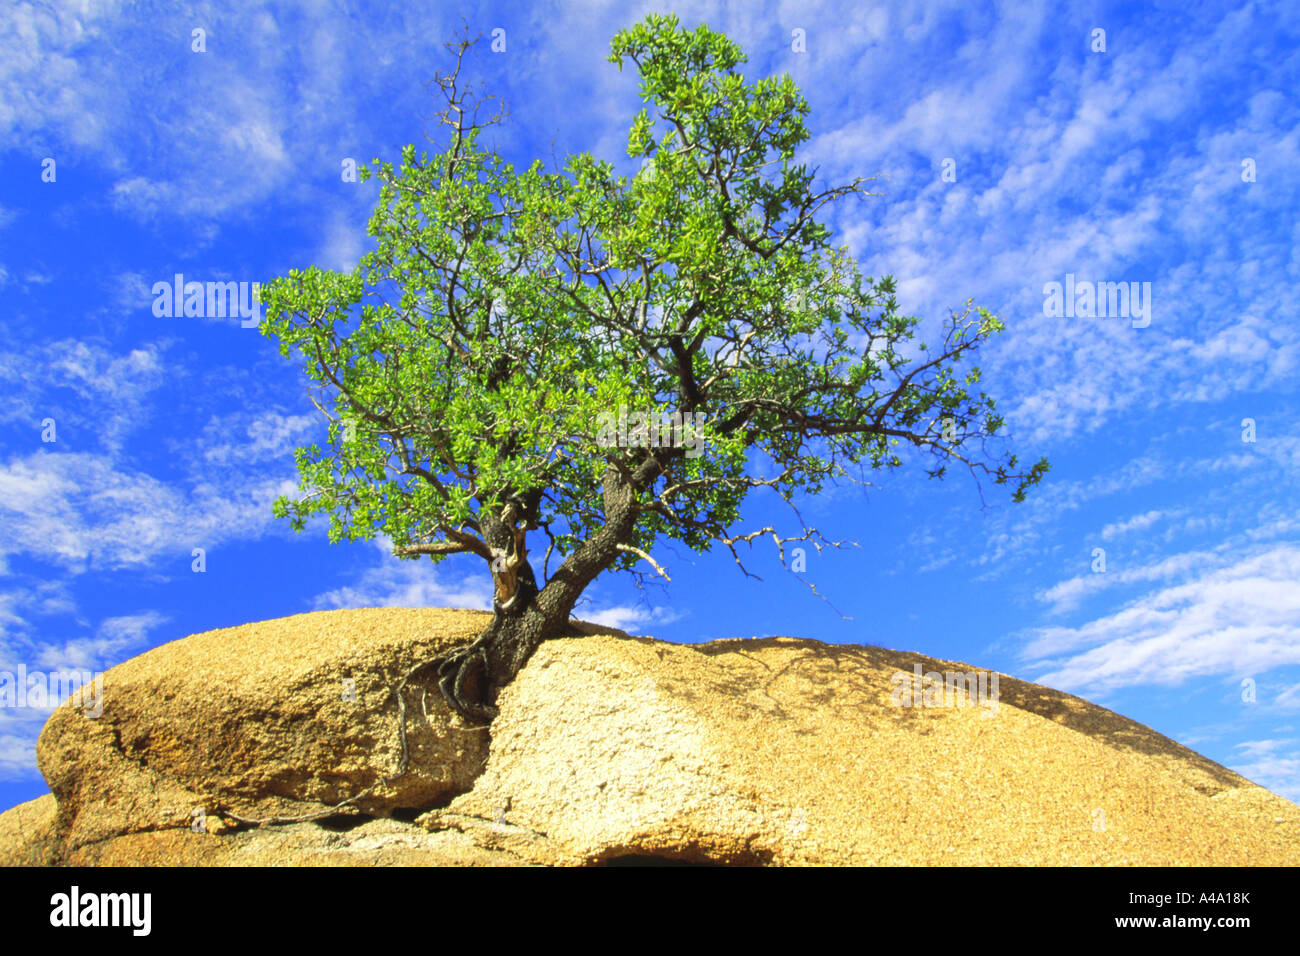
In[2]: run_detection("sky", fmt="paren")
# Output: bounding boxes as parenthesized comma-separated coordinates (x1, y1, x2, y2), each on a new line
(1, 0, 1298, 814)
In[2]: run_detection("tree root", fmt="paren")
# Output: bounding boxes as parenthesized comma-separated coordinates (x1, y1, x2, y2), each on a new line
(433, 631, 500, 724)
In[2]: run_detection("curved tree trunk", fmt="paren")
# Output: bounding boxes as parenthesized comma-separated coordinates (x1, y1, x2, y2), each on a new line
(434, 567, 551, 723)
(433, 459, 662, 722)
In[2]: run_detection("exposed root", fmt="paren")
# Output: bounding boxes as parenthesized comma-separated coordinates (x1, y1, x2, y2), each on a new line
(433, 632, 500, 724)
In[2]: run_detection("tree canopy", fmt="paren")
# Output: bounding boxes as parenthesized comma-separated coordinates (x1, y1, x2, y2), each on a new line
(258, 13, 1048, 720)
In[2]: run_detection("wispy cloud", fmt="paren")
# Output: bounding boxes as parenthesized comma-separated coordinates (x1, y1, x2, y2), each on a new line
(575, 602, 684, 633)
(311, 538, 495, 612)
(1023, 544, 1300, 696)
(0, 450, 297, 572)
(1035, 549, 1218, 615)
(1100, 509, 1173, 541)
(1231, 738, 1300, 804)
(0, 340, 168, 452)
(0, 604, 169, 781)
(27, 610, 170, 672)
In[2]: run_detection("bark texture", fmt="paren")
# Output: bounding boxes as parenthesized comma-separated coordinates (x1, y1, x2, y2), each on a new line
(435, 459, 661, 721)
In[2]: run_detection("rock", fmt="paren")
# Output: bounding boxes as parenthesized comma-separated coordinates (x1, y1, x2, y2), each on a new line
(434, 635, 1300, 865)
(34, 607, 501, 854)
(4, 607, 1298, 865)
(60, 815, 534, 866)
(0, 794, 60, 866)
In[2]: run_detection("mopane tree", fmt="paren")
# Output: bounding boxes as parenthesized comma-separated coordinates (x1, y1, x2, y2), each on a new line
(260, 14, 1048, 723)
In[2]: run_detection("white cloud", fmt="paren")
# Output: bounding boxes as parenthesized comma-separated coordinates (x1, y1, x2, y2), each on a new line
(29, 611, 169, 672)
(111, 271, 153, 312)
(194, 409, 317, 472)
(0, 449, 296, 572)
(1100, 509, 1171, 541)
(0, 728, 41, 780)
(0, 605, 168, 782)
(1024, 544, 1300, 696)
(1230, 738, 1300, 803)
(0, 339, 167, 452)
(1275, 684, 1300, 711)
(312, 538, 494, 612)
(799, 2, 1300, 450)
(309, 537, 685, 634)
(576, 603, 684, 633)
(0, 0, 457, 226)
(315, 207, 373, 273)
(1035, 549, 1218, 615)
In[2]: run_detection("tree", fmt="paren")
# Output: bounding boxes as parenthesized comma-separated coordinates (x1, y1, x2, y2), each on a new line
(259, 14, 1049, 724)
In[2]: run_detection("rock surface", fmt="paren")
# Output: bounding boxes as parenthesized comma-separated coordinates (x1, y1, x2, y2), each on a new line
(33, 608, 499, 854)
(3, 607, 1298, 865)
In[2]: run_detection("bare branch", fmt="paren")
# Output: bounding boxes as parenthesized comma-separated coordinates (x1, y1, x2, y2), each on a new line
(616, 543, 671, 581)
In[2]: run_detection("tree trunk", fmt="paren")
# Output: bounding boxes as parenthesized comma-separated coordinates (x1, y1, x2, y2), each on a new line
(433, 460, 661, 722)
(433, 602, 553, 723)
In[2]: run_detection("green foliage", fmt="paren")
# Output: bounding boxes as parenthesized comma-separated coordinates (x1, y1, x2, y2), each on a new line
(259, 13, 1047, 582)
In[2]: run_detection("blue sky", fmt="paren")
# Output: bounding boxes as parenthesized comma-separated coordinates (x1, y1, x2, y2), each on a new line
(2, 0, 1298, 814)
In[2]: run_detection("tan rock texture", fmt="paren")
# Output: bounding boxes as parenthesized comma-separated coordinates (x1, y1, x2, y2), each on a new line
(34, 608, 499, 853)
(0, 794, 60, 866)
(3, 607, 1297, 866)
